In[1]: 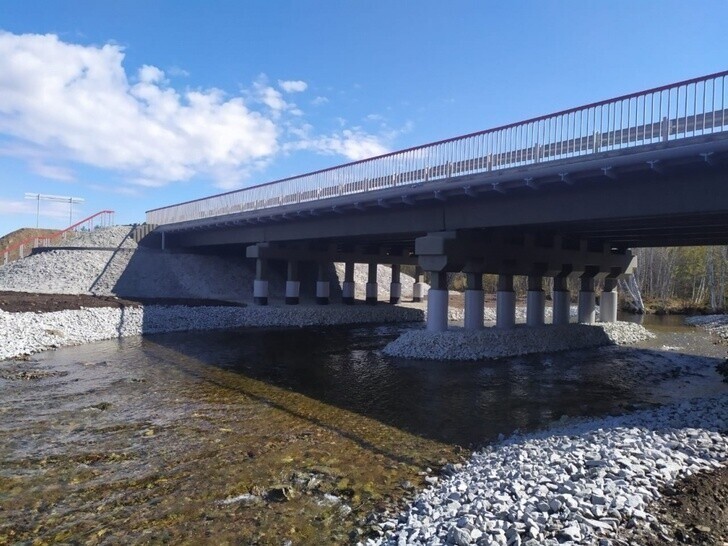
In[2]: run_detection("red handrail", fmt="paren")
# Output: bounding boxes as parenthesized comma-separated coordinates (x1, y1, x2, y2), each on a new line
(1, 210, 115, 260)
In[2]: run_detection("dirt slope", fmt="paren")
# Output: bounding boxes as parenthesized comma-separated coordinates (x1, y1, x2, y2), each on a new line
(0, 228, 57, 262)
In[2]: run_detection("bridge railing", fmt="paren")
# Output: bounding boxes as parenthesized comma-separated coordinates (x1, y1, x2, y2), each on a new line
(147, 70, 728, 226)
(1, 210, 115, 265)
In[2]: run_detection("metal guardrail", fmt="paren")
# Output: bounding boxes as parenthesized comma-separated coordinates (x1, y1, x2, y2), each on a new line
(147, 70, 728, 226)
(1, 210, 115, 265)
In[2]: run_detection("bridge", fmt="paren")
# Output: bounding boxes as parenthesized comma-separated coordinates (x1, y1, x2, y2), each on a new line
(146, 70, 728, 332)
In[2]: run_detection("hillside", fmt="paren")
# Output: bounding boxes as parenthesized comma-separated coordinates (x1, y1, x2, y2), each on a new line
(0, 228, 58, 263)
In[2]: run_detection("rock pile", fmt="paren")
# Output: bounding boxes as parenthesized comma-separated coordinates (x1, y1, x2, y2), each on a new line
(0, 304, 424, 361)
(686, 314, 728, 341)
(370, 395, 728, 545)
(383, 322, 655, 361)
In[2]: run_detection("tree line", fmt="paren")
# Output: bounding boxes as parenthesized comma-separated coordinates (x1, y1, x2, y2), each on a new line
(633, 246, 727, 311)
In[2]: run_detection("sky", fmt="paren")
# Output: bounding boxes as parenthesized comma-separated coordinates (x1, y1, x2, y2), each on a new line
(0, 1, 726, 235)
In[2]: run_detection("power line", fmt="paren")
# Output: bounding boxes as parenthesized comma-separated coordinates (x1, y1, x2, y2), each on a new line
(24, 193, 85, 227)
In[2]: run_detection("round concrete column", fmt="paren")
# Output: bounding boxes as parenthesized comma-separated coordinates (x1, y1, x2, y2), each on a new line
(366, 263, 378, 305)
(412, 267, 425, 302)
(342, 281, 355, 304)
(254, 279, 269, 306)
(578, 276, 596, 324)
(426, 271, 448, 332)
(464, 272, 484, 331)
(389, 283, 402, 304)
(496, 274, 516, 329)
(390, 264, 402, 304)
(526, 275, 545, 327)
(316, 262, 330, 305)
(342, 262, 355, 305)
(285, 261, 300, 305)
(316, 281, 330, 305)
(254, 258, 269, 306)
(427, 290, 448, 332)
(600, 278, 618, 323)
(552, 276, 570, 325)
(285, 281, 300, 305)
(413, 282, 425, 302)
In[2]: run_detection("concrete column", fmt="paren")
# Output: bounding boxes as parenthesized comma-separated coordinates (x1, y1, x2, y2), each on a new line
(526, 275, 545, 327)
(552, 276, 571, 325)
(426, 271, 448, 332)
(366, 263, 378, 305)
(390, 264, 402, 304)
(342, 261, 355, 305)
(496, 274, 516, 329)
(285, 260, 300, 305)
(413, 266, 425, 302)
(600, 277, 618, 323)
(254, 258, 269, 306)
(578, 276, 596, 324)
(316, 262, 330, 305)
(464, 272, 484, 331)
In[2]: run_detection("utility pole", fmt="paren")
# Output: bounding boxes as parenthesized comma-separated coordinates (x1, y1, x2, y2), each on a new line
(24, 193, 85, 227)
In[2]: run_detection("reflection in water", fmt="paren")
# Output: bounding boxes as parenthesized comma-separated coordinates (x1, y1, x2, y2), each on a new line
(1, 320, 726, 544)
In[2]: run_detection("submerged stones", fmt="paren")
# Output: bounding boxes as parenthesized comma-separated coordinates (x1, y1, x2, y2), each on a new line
(383, 322, 655, 361)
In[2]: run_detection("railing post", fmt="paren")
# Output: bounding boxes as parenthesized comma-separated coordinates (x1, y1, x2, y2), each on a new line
(661, 116, 669, 142)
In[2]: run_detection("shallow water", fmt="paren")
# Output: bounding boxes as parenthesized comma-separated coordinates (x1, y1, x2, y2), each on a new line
(1, 317, 726, 544)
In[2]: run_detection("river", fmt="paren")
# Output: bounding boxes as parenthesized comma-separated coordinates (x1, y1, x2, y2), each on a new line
(1, 316, 726, 544)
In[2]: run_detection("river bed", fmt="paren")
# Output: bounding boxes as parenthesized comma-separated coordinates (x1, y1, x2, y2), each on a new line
(1, 316, 726, 544)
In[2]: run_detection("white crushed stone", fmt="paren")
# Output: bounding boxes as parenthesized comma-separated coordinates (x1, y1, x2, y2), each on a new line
(447, 305, 586, 323)
(383, 322, 655, 361)
(686, 314, 728, 341)
(370, 395, 728, 546)
(0, 304, 424, 361)
(57, 225, 138, 248)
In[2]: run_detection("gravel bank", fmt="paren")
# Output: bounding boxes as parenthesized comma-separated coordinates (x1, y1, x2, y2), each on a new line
(685, 314, 728, 341)
(370, 395, 728, 545)
(383, 322, 655, 361)
(0, 304, 424, 361)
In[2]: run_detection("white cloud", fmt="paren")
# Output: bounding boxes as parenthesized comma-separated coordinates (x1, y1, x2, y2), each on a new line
(285, 128, 389, 161)
(30, 162, 75, 181)
(278, 80, 308, 93)
(0, 32, 409, 194)
(0, 31, 279, 189)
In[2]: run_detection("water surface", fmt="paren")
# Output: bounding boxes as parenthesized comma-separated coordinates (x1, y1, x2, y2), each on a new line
(1, 317, 726, 544)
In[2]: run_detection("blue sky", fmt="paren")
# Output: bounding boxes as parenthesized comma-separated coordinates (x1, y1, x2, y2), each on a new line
(0, 1, 726, 234)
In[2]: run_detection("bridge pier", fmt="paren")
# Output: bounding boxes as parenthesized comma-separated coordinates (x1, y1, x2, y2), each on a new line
(390, 264, 402, 304)
(552, 275, 571, 325)
(366, 263, 378, 305)
(578, 276, 596, 324)
(464, 272, 484, 330)
(254, 258, 269, 306)
(526, 275, 545, 326)
(600, 277, 618, 322)
(316, 262, 330, 305)
(342, 261, 355, 304)
(496, 274, 516, 329)
(413, 267, 425, 302)
(285, 260, 300, 305)
(426, 271, 448, 332)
